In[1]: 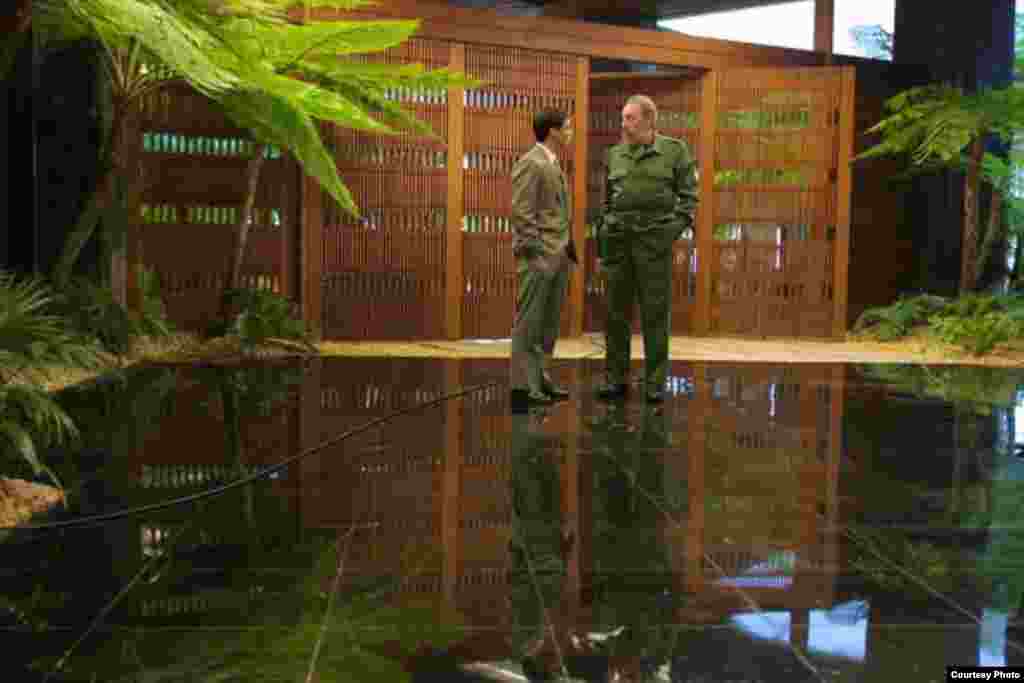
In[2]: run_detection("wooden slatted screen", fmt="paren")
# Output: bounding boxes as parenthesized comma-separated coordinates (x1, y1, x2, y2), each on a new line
(320, 39, 452, 340)
(709, 68, 844, 338)
(461, 46, 578, 339)
(585, 74, 703, 335)
(139, 85, 296, 332)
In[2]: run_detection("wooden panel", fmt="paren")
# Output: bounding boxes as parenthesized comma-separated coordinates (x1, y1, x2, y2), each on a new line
(319, 38, 452, 340)
(460, 45, 577, 340)
(709, 67, 846, 339)
(139, 84, 296, 332)
(832, 67, 856, 337)
(584, 74, 702, 335)
(696, 72, 718, 335)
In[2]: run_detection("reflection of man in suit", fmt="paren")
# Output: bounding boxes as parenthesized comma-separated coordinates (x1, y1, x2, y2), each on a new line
(510, 108, 578, 412)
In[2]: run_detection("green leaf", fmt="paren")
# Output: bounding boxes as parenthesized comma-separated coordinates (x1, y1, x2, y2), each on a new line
(63, 0, 242, 96)
(219, 91, 359, 216)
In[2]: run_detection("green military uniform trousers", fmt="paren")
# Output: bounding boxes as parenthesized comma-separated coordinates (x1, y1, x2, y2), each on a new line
(602, 220, 677, 390)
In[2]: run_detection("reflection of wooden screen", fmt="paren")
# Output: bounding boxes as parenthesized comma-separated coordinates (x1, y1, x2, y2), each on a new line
(321, 39, 451, 340)
(461, 47, 578, 340)
(709, 68, 844, 338)
(585, 75, 703, 334)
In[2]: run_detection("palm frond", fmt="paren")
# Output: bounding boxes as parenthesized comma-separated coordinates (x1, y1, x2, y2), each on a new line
(225, 18, 422, 65)
(62, 0, 241, 96)
(243, 66, 397, 135)
(218, 91, 359, 216)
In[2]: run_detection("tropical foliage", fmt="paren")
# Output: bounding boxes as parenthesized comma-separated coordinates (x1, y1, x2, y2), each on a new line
(49, 268, 172, 355)
(856, 15, 1024, 293)
(853, 292, 1024, 355)
(0, 272, 102, 487)
(30, 0, 477, 313)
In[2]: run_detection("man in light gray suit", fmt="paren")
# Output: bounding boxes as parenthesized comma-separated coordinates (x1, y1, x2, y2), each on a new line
(509, 109, 578, 412)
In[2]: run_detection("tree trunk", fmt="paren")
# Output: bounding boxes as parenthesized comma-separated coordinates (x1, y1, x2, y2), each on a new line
(52, 170, 114, 288)
(120, 106, 146, 313)
(960, 136, 986, 292)
(976, 186, 1007, 291)
(219, 143, 269, 320)
(53, 92, 123, 288)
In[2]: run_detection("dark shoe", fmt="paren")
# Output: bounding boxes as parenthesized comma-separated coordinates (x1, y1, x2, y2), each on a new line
(510, 388, 555, 413)
(596, 382, 629, 401)
(543, 383, 570, 400)
(645, 387, 665, 403)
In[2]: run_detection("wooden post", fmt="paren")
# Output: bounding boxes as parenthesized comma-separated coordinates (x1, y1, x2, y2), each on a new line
(299, 133, 324, 340)
(570, 57, 590, 338)
(814, 0, 835, 57)
(832, 67, 855, 339)
(445, 44, 467, 341)
(695, 72, 717, 336)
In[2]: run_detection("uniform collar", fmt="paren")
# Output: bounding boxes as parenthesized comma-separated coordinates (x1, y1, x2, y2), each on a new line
(625, 134, 662, 158)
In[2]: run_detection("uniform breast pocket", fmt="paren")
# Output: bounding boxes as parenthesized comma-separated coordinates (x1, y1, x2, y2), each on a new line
(640, 166, 674, 182)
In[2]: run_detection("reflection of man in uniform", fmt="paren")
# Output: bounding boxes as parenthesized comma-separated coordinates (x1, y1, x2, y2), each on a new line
(509, 109, 577, 412)
(595, 95, 698, 403)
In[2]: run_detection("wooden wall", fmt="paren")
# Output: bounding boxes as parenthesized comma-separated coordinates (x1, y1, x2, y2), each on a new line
(132, 0, 916, 341)
(138, 85, 298, 333)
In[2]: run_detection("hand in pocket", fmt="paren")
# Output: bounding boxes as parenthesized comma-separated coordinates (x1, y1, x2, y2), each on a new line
(530, 253, 556, 276)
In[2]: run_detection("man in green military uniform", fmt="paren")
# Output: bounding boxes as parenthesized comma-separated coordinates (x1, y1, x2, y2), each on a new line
(595, 95, 698, 403)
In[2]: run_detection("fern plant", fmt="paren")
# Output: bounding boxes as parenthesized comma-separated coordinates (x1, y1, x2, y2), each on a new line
(221, 287, 315, 356)
(50, 267, 172, 355)
(852, 294, 948, 340)
(0, 272, 102, 488)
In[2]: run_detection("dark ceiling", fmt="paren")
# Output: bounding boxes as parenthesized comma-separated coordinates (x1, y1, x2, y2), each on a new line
(445, 0, 802, 21)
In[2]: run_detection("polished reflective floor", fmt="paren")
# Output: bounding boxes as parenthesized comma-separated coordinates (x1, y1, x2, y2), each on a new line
(3, 357, 1024, 682)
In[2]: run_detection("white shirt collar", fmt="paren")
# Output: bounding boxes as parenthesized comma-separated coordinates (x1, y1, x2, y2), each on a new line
(536, 142, 558, 164)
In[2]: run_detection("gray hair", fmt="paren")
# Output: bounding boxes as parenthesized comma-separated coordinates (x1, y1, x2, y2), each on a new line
(625, 95, 658, 125)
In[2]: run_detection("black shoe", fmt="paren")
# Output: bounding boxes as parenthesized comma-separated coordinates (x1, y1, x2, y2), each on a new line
(645, 387, 665, 403)
(543, 384, 570, 401)
(510, 388, 555, 413)
(596, 382, 629, 401)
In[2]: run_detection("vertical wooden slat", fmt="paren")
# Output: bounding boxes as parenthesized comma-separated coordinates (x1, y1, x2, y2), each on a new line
(832, 67, 855, 338)
(300, 139, 324, 339)
(570, 57, 590, 338)
(695, 72, 718, 336)
(446, 44, 467, 340)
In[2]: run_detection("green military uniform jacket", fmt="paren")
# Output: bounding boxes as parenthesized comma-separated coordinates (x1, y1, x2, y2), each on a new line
(595, 133, 698, 258)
